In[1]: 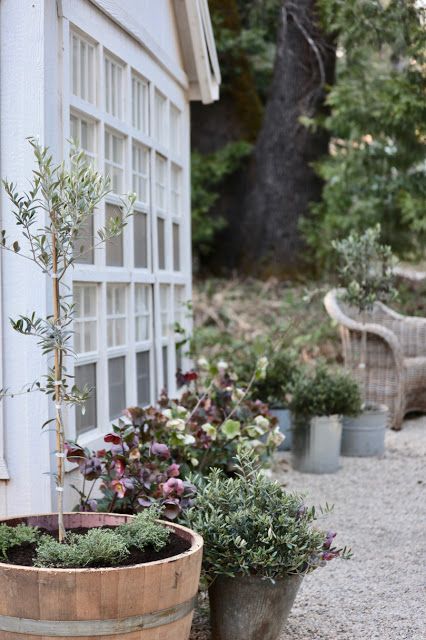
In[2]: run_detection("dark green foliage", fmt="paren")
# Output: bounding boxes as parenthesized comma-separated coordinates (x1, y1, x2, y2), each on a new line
(192, 141, 252, 257)
(333, 225, 398, 312)
(0, 524, 40, 561)
(290, 364, 362, 418)
(183, 450, 350, 581)
(250, 349, 300, 407)
(303, 0, 426, 267)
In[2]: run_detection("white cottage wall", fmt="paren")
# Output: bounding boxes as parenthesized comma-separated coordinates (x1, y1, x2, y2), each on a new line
(0, 0, 61, 515)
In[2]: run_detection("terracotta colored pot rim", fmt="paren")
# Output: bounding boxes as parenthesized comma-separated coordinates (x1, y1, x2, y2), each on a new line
(0, 512, 203, 573)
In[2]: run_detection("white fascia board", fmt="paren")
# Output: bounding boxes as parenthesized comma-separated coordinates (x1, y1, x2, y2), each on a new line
(183, 0, 220, 104)
(83, 0, 189, 90)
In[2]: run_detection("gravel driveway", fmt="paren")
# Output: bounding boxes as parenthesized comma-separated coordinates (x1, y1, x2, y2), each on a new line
(190, 415, 426, 640)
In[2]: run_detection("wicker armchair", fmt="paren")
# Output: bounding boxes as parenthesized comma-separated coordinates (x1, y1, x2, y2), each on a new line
(324, 289, 426, 430)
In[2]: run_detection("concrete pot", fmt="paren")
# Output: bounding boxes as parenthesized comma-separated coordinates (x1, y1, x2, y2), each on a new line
(292, 414, 342, 473)
(341, 405, 388, 457)
(209, 573, 302, 640)
(270, 407, 292, 450)
(0, 512, 203, 640)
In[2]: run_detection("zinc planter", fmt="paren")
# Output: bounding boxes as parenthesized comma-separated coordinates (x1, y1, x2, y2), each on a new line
(209, 573, 303, 640)
(270, 408, 292, 450)
(292, 414, 342, 474)
(0, 512, 203, 640)
(341, 405, 388, 457)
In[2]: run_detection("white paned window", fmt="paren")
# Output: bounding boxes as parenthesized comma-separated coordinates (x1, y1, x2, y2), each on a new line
(70, 113, 96, 164)
(132, 74, 149, 134)
(104, 55, 124, 119)
(132, 143, 149, 205)
(160, 285, 170, 339)
(107, 284, 126, 347)
(171, 164, 182, 216)
(154, 90, 167, 146)
(105, 129, 124, 193)
(135, 284, 151, 342)
(74, 283, 97, 354)
(71, 31, 96, 104)
(75, 364, 97, 435)
(108, 356, 126, 420)
(155, 154, 167, 211)
(67, 7, 191, 438)
(136, 351, 150, 406)
(170, 105, 181, 155)
(105, 204, 123, 267)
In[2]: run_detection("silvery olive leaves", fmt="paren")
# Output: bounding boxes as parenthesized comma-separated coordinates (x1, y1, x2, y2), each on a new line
(333, 225, 398, 313)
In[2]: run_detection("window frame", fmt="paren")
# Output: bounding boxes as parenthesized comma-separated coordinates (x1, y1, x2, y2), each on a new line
(63, 13, 191, 451)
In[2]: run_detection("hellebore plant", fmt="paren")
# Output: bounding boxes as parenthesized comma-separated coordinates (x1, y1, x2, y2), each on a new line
(66, 407, 196, 520)
(0, 139, 134, 540)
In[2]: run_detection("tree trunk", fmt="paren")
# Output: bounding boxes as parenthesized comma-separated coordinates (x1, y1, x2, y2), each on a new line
(241, 0, 336, 276)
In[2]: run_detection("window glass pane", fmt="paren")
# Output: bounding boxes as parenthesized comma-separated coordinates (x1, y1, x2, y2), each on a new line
(104, 56, 123, 119)
(173, 223, 180, 272)
(70, 32, 95, 104)
(105, 130, 124, 194)
(132, 143, 149, 204)
(132, 75, 149, 134)
(134, 212, 148, 268)
(74, 283, 97, 354)
(105, 204, 123, 266)
(155, 155, 167, 210)
(170, 105, 181, 154)
(162, 346, 168, 391)
(176, 345, 183, 372)
(171, 165, 181, 216)
(157, 218, 165, 269)
(70, 113, 96, 165)
(74, 213, 94, 265)
(108, 356, 126, 420)
(160, 285, 170, 338)
(75, 364, 97, 435)
(154, 91, 167, 146)
(135, 284, 150, 342)
(137, 351, 150, 406)
(107, 284, 126, 347)
(174, 285, 186, 329)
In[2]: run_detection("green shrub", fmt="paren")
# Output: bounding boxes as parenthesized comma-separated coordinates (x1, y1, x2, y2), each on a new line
(35, 511, 170, 568)
(183, 450, 350, 581)
(250, 349, 300, 407)
(0, 523, 40, 561)
(35, 528, 129, 569)
(289, 365, 361, 418)
(116, 509, 170, 552)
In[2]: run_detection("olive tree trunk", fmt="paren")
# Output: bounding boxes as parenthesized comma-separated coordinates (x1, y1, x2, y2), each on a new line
(241, 0, 336, 276)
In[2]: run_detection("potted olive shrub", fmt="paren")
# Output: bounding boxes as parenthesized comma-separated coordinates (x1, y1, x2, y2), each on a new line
(331, 226, 397, 457)
(183, 450, 350, 640)
(250, 349, 299, 450)
(0, 140, 202, 640)
(290, 366, 361, 473)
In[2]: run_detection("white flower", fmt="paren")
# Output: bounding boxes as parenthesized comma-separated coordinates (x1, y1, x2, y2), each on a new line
(217, 360, 228, 371)
(254, 415, 270, 432)
(268, 427, 285, 447)
(184, 434, 196, 445)
(190, 457, 199, 467)
(197, 356, 209, 369)
(162, 409, 172, 419)
(166, 418, 186, 431)
(176, 405, 189, 419)
(201, 422, 217, 440)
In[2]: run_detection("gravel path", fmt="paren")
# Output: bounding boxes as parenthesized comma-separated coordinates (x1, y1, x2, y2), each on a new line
(190, 415, 426, 640)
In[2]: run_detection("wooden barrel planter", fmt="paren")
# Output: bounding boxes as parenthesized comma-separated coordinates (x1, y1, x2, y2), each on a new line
(0, 512, 203, 640)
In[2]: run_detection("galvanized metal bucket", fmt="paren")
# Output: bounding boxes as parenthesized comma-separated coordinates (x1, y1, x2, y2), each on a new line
(291, 414, 342, 473)
(209, 573, 302, 640)
(270, 407, 292, 450)
(341, 405, 388, 457)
